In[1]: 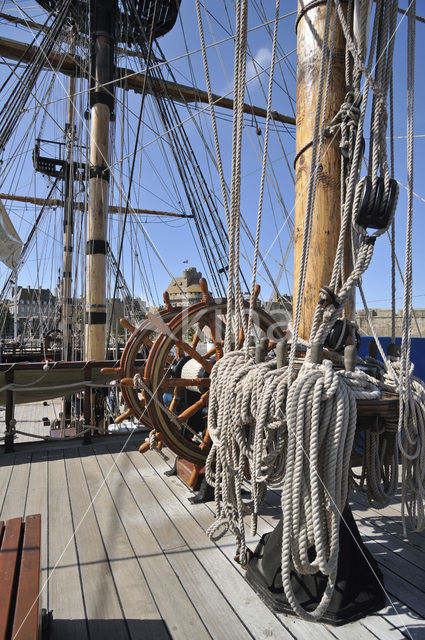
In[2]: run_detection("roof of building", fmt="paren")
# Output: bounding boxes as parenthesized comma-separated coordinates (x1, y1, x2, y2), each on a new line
(16, 287, 55, 304)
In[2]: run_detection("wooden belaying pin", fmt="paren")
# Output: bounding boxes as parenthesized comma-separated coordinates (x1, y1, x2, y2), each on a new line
(344, 344, 357, 372)
(255, 344, 265, 364)
(387, 342, 400, 358)
(368, 339, 378, 359)
(255, 337, 268, 363)
(310, 342, 323, 364)
(276, 339, 288, 368)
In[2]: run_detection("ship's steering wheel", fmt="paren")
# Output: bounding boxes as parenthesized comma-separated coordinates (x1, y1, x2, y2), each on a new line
(121, 279, 285, 465)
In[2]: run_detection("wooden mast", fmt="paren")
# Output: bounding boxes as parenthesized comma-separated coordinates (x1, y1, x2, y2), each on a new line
(84, 0, 116, 361)
(293, 1, 349, 338)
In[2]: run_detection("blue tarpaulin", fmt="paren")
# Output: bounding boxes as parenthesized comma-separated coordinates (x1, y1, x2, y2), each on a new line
(359, 336, 425, 382)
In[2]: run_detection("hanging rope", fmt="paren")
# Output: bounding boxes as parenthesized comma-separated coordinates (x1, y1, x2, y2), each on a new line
(246, 0, 280, 345)
(397, 0, 425, 533)
(224, 0, 249, 353)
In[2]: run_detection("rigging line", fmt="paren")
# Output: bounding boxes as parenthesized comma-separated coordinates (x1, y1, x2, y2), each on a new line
(245, 124, 295, 236)
(0, 0, 73, 150)
(152, 38, 280, 294)
(2, 7, 114, 198)
(386, 134, 425, 138)
(252, 0, 297, 113)
(8, 11, 293, 284)
(0, 6, 52, 94)
(197, 3, 287, 298)
(106, 0, 161, 350)
(10, 1, 40, 24)
(0, 48, 71, 137)
(396, 178, 425, 203)
(247, 0, 281, 343)
(8, 12, 299, 115)
(13, 46, 295, 172)
(108, 52, 295, 168)
(150, 88, 228, 286)
(9, 16, 274, 302)
(0, 10, 170, 62)
(0, 174, 61, 302)
(142, 42, 230, 294)
(204, 0, 297, 182)
(133, 232, 157, 306)
(204, 1, 296, 104)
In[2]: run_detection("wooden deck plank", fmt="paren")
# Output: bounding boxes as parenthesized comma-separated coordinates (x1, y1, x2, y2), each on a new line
(377, 600, 424, 640)
(357, 521, 425, 590)
(146, 452, 361, 640)
(64, 448, 130, 640)
(80, 446, 171, 640)
(0, 453, 31, 520)
(379, 566, 425, 617)
(351, 493, 425, 553)
(47, 450, 88, 640)
(148, 449, 416, 640)
(136, 449, 340, 640)
(122, 448, 264, 640)
(355, 514, 425, 570)
(0, 431, 424, 639)
(0, 457, 14, 515)
(24, 451, 48, 614)
(360, 608, 412, 640)
(98, 446, 214, 640)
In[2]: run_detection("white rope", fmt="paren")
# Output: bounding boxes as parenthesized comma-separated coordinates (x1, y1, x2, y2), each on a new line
(225, 0, 249, 354)
(206, 351, 381, 620)
(396, 1, 425, 533)
(246, 0, 280, 344)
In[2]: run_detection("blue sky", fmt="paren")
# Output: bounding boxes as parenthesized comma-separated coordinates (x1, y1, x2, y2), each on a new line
(0, 1, 424, 314)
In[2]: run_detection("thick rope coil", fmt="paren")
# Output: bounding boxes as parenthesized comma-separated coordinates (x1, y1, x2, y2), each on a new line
(206, 351, 384, 621)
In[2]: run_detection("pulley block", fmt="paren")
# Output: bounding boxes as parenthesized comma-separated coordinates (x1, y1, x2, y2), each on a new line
(355, 176, 398, 231)
(324, 318, 360, 353)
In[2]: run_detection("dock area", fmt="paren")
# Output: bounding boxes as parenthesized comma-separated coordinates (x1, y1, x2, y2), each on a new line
(0, 428, 424, 639)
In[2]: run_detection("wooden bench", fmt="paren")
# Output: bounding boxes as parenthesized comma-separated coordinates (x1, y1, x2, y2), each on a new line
(0, 514, 41, 640)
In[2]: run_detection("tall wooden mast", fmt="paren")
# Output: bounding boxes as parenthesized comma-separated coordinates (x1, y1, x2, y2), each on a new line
(85, 0, 116, 361)
(293, 2, 349, 338)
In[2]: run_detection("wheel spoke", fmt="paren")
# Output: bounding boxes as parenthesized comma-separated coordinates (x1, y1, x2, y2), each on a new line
(159, 377, 210, 389)
(177, 391, 209, 423)
(174, 340, 213, 373)
(207, 315, 224, 360)
(191, 329, 200, 349)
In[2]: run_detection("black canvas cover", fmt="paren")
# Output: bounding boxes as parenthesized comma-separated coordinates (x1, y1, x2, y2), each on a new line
(245, 505, 386, 625)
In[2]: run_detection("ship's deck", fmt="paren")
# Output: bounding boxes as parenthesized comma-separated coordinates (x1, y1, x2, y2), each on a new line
(0, 432, 424, 640)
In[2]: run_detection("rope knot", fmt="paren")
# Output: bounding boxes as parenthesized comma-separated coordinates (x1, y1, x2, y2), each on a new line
(133, 373, 142, 388)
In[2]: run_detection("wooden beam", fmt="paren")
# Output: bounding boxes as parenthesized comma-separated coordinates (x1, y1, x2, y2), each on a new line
(0, 193, 192, 217)
(0, 35, 296, 127)
(0, 11, 155, 58)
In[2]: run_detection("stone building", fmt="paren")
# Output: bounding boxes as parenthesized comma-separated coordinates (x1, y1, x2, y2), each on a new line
(166, 267, 203, 306)
(265, 295, 292, 329)
(356, 308, 425, 337)
(7, 286, 57, 337)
